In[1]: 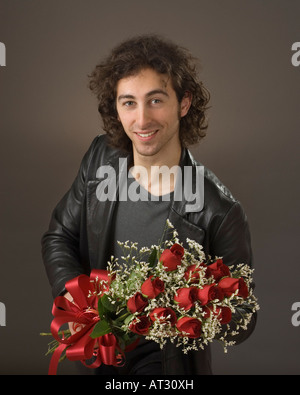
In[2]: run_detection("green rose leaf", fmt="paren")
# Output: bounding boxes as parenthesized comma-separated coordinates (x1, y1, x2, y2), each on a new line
(100, 293, 117, 312)
(90, 319, 111, 339)
(148, 247, 157, 267)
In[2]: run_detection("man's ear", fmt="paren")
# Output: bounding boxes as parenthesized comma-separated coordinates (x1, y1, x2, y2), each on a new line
(180, 91, 192, 118)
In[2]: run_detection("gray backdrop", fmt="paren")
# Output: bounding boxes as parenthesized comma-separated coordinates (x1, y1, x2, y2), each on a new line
(0, 0, 299, 375)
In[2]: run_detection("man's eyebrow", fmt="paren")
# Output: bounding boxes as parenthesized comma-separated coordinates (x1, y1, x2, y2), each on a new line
(146, 89, 169, 98)
(117, 89, 169, 102)
(117, 94, 135, 102)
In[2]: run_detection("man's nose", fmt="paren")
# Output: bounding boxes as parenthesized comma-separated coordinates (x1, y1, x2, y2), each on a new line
(136, 105, 151, 129)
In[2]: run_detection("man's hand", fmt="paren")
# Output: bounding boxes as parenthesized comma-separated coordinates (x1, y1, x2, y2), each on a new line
(64, 292, 85, 335)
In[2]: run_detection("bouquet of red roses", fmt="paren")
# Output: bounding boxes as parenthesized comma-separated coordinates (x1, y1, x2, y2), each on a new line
(43, 222, 259, 374)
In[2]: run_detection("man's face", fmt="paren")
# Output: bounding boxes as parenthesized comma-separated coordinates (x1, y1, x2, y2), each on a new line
(116, 68, 191, 164)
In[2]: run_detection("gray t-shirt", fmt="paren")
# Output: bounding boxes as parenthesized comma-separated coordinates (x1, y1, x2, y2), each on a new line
(110, 176, 173, 264)
(106, 176, 173, 373)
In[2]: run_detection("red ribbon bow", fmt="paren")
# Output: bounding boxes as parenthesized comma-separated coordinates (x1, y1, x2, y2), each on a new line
(48, 269, 121, 375)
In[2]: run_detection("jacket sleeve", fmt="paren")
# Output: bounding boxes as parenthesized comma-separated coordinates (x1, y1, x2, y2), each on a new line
(41, 136, 99, 298)
(211, 201, 257, 345)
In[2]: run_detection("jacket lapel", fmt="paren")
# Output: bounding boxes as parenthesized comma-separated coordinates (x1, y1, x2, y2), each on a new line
(167, 148, 205, 247)
(166, 207, 205, 249)
(86, 152, 131, 269)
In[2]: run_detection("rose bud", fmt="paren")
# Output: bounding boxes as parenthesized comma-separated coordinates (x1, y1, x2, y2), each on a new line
(206, 259, 230, 281)
(184, 264, 203, 283)
(174, 287, 198, 310)
(141, 276, 164, 298)
(215, 306, 232, 324)
(197, 284, 224, 305)
(129, 315, 151, 335)
(159, 243, 184, 271)
(218, 277, 249, 298)
(202, 305, 232, 324)
(127, 292, 148, 313)
(176, 317, 202, 338)
(149, 307, 177, 326)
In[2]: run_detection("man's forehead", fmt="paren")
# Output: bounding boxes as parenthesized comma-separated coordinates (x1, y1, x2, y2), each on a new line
(117, 68, 170, 90)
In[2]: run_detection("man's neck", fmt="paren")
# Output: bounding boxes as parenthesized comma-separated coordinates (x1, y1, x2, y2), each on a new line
(130, 148, 182, 196)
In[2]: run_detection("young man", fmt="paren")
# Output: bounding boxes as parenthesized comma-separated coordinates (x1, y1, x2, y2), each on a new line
(42, 35, 256, 375)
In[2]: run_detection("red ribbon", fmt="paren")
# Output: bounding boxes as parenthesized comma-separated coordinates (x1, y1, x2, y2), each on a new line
(48, 269, 122, 375)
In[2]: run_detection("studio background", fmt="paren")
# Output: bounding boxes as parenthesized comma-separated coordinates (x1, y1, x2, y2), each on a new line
(0, 0, 299, 375)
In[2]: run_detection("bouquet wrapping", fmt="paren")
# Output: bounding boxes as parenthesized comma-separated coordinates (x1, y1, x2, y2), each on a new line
(43, 222, 259, 374)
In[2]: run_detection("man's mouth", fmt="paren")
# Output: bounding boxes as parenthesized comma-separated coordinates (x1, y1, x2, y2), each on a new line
(135, 130, 158, 138)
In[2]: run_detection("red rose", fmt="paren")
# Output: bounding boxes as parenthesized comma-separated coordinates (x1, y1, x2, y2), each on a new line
(218, 277, 249, 298)
(149, 307, 177, 326)
(141, 275, 164, 298)
(127, 292, 148, 313)
(202, 305, 232, 324)
(215, 306, 232, 324)
(176, 317, 202, 338)
(174, 287, 198, 310)
(159, 243, 184, 271)
(206, 259, 230, 281)
(129, 315, 151, 335)
(170, 243, 184, 258)
(184, 264, 203, 283)
(197, 284, 224, 305)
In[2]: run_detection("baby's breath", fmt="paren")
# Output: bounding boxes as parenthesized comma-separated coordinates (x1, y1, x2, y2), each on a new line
(104, 220, 259, 354)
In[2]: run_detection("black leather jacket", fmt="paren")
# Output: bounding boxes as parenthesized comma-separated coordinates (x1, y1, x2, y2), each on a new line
(41, 134, 256, 375)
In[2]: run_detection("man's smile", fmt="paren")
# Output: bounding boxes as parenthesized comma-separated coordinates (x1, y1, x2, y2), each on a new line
(134, 130, 159, 140)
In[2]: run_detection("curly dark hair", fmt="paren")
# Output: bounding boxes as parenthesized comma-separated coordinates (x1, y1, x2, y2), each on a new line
(88, 34, 210, 152)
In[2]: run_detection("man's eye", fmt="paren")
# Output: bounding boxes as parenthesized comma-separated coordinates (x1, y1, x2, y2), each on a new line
(124, 101, 135, 106)
(152, 99, 161, 104)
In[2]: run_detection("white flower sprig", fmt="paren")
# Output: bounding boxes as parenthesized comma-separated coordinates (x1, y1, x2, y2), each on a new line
(103, 220, 259, 354)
